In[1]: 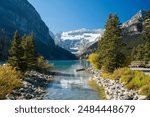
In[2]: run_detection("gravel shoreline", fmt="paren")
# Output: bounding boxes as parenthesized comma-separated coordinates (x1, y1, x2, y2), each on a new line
(87, 67, 147, 100)
(6, 71, 53, 100)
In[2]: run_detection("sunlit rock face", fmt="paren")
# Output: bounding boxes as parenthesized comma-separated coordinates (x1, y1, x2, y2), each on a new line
(122, 10, 147, 35)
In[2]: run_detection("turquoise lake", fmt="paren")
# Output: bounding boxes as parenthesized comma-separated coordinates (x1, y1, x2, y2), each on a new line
(46, 60, 100, 100)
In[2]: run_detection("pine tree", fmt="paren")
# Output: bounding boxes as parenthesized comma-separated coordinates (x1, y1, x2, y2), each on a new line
(21, 34, 36, 71)
(97, 14, 124, 72)
(132, 42, 150, 62)
(132, 44, 144, 61)
(8, 31, 23, 70)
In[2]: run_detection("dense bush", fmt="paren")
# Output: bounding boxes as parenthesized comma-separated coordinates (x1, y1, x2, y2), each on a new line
(0, 64, 22, 99)
(88, 53, 101, 69)
(36, 56, 53, 72)
(111, 68, 129, 80)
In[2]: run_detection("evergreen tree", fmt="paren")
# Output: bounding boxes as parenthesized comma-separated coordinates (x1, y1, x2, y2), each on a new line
(132, 42, 150, 62)
(132, 44, 144, 61)
(8, 31, 23, 70)
(21, 34, 36, 71)
(97, 14, 124, 72)
(8, 32, 48, 72)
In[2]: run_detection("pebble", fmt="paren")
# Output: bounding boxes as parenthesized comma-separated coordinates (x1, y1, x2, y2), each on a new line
(6, 71, 53, 100)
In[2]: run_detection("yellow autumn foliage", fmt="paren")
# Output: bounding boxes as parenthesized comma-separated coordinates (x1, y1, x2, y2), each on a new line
(88, 53, 101, 69)
(0, 64, 22, 99)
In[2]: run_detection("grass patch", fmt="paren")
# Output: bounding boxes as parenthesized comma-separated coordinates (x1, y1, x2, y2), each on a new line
(0, 64, 23, 99)
(140, 85, 150, 99)
(88, 79, 106, 100)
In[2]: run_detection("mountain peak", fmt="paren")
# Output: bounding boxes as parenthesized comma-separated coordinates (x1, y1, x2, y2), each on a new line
(121, 10, 148, 34)
(122, 10, 147, 27)
(131, 10, 146, 20)
(54, 28, 104, 54)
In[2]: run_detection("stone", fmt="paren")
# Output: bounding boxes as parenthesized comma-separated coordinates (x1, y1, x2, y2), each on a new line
(133, 95, 138, 100)
(25, 94, 34, 100)
(138, 95, 147, 100)
(4, 71, 54, 100)
(88, 67, 141, 100)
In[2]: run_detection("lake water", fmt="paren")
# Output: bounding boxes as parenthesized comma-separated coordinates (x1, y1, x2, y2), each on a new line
(46, 60, 100, 100)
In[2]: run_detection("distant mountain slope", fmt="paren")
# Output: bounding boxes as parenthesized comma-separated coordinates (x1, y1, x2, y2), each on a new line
(0, 0, 76, 60)
(79, 41, 98, 59)
(54, 28, 103, 54)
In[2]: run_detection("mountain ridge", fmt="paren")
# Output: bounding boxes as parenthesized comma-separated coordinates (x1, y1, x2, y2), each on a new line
(54, 28, 104, 54)
(122, 10, 147, 35)
(0, 0, 76, 60)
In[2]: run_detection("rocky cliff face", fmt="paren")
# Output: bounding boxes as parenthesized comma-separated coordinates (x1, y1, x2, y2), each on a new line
(122, 10, 147, 35)
(0, 0, 76, 60)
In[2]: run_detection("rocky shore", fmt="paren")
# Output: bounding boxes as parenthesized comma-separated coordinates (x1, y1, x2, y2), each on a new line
(6, 71, 53, 100)
(87, 67, 147, 100)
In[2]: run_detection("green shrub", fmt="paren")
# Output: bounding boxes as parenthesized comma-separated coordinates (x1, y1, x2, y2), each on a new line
(0, 64, 22, 99)
(119, 68, 134, 85)
(36, 56, 53, 72)
(112, 67, 129, 80)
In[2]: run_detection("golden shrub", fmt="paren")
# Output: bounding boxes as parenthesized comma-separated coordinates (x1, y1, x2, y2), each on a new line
(36, 56, 53, 72)
(88, 53, 101, 69)
(0, 64, 22, 99)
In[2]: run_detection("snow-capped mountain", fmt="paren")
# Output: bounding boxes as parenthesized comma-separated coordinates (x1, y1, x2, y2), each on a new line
(54, 28, 103, 54)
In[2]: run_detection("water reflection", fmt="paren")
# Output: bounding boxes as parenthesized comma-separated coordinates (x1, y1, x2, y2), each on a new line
(46, 60, 100, 100)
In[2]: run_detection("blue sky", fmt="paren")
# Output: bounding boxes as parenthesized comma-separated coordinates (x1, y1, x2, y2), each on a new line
(28, 0, 150, 34)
